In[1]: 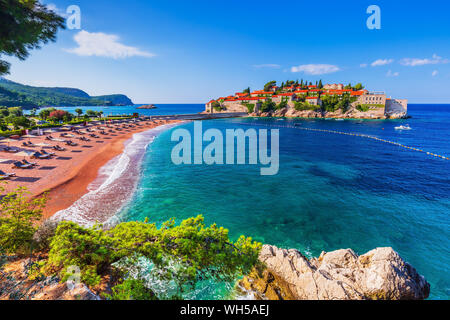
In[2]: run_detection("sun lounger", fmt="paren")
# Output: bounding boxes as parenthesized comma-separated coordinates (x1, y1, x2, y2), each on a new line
(22, 159, 38, 167)
(53, 145, 66, 152)
(2, 147, 19, 153)
(66, 141, 78, 147)
(32, 152, 51, 160)
(0, 170, 16, 178)
(12, 161, 33, 169)
(40, 149, 55, 156)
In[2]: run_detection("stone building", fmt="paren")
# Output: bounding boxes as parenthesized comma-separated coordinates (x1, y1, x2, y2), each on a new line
(323, 83, 344, 90)
(356, 92, 387, 106)
(306, 96, 322, 106)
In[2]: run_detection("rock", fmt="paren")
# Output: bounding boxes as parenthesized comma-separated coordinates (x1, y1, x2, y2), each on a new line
(0, 257, 101, 300)
(241, 245, 430, 300)
(31, 283, 100, 301)
(137, 104, 157, 109)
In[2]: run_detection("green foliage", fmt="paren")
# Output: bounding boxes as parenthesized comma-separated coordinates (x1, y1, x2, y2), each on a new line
(0, 0, 65, 75)
(263, 81, 277, 92)
(318, 80, 323, 89)
(260, 99, 276, 113)
(356, 104, 384, 112)
(211, 101, 223, 112)
(0, 78, 133, 108)
(38, 108, 55, 120)
(353, 83, 364, 91)
(321, 94, 356, 113)
(276, 98, 288, 110)
(243, 103, 255, 113)
(243, 87, 250, 94)
(106, 279, 158, 301)
(10, 115, 31, 129)
(294, 101, 318, 111)
(0, 183, 48, 255)
(42, 215, 262, 297)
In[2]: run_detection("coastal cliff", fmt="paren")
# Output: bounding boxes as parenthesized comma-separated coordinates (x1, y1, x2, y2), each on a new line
(2, 245, 430, 300)
(240, 245, 430, 300)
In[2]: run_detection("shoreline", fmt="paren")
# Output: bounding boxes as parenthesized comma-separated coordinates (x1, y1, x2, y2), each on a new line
(50, 122, 184, 226)
(0, 120, 181, 222)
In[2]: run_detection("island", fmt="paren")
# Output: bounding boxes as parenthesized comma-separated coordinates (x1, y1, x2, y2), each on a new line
(137, 104, 157, 109)
(205, 81, 408, 119)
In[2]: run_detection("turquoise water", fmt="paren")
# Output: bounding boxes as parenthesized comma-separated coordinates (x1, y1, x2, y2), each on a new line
(118, 105, 450, 299)
(26, 104, 204, 117)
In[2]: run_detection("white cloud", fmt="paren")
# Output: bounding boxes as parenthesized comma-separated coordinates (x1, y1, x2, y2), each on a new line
(371, 59, 394, 67)
(386, 70, 399, 77)
(45, 3, 68, 18)
(252, 64, 281, 69)
(360, 63, 368, 68)
(66, 30, 155, 59)
(291, 64, 340, 75)
(432, 70, 439, 76)
(400, 54, 449, 67)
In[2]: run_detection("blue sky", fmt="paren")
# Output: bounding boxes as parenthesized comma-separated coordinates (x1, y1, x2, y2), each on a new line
(3, 0, 450, 103)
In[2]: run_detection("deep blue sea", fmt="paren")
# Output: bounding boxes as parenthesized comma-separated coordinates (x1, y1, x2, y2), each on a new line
(29, 104, 205, 117)
(114, 104, 449, 300)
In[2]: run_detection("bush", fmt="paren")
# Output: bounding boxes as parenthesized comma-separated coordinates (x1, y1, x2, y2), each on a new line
(106, 279, 158, 300)
(260, 99, 276, 113)
(33, 220, 60, 251)
(294, 101, 316, 111)
(0, 184, 48, 256)
(41, 216, 262, 297)
(49, 110, 72, 122)
(243, 103, 255, 113)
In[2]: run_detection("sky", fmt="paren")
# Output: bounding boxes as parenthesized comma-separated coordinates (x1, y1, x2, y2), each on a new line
(3, 0, 450, 104)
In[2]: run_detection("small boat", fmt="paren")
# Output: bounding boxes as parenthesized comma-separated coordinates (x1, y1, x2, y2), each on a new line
(395, 124, 412, 131)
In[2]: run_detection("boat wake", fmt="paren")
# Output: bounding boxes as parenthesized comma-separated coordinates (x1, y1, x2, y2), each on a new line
(395, 124, 412, 131)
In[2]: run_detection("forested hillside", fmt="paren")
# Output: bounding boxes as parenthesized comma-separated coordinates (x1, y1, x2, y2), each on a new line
(0, 78, 133, 108)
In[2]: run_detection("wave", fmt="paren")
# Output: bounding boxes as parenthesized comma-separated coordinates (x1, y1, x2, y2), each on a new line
(51, 123, 182, 227)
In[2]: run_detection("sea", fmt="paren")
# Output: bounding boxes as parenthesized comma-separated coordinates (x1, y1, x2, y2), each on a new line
(53, 104, 450, 300)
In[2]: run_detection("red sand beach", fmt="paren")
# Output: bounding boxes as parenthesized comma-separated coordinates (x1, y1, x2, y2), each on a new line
(0, 120, 180, 220)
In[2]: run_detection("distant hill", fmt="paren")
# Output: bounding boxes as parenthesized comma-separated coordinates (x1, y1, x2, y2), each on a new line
(0, 78, 133, 108)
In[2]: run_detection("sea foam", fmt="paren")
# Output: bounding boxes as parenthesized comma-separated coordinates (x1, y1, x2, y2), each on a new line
(51, 123, 181, 227)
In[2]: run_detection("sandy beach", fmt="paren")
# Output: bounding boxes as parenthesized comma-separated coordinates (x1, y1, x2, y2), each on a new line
(0, 119, 180, 220)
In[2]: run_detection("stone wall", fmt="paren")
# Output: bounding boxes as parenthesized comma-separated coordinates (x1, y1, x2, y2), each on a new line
(385, 99, 408, 118)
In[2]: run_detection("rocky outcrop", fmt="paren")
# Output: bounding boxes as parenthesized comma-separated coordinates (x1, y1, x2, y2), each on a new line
(250, 106, 389, 119)
(137, 104, 157, 109)
(0, 258, 100, 300)
(241, 245, 430, 300)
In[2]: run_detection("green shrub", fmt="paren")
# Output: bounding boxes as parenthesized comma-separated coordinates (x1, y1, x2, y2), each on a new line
(41, 216, 262, 297)
(243, 103, 255, 113)
(0, 184, 48, 256)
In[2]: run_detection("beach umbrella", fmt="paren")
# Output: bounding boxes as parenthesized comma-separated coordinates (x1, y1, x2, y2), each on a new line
(16, 150, 35, 157)
(1, 138, 18, 146)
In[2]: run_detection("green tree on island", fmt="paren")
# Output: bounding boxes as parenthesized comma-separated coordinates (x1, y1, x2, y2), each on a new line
(263, 81, 277, 92)
(0, 0, 65, 75)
